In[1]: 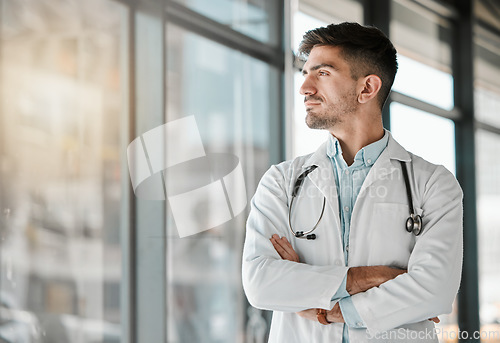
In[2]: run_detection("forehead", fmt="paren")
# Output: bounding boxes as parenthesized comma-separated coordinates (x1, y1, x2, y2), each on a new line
(302, 45, 349, 71)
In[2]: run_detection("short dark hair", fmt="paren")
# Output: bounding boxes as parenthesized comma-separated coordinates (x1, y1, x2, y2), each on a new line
(298, 22, 398, 109)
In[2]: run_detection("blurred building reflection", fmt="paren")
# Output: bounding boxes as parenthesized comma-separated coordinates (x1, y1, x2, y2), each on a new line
(0, 0, 125, 341)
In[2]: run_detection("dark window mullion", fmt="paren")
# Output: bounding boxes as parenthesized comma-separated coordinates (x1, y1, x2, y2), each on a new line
(453, 0, 480, 341)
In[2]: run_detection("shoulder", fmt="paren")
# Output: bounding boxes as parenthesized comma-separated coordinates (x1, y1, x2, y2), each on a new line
(251, 151, 318, 205)
(262, 151, 316, 185)
(409, 152, 463, 201)
(387, 133, 462, 200)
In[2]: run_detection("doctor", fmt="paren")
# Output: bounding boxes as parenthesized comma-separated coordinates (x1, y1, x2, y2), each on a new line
(242, 22, 463, 342)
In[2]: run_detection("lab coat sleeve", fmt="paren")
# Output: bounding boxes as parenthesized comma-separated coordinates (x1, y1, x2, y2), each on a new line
(242, 164, 348, 312)
(351, 165, 463, 334)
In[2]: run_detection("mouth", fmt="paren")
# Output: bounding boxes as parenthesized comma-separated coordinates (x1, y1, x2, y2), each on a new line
(304, 101, 321, 106)
(304, 96, 322, 107)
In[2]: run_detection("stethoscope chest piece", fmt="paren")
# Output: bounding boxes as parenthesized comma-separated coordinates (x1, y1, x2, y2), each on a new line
(406, 213, 423, 236)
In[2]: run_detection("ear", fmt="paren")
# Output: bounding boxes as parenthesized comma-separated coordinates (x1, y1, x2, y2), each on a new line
(358, 75, 382, 104)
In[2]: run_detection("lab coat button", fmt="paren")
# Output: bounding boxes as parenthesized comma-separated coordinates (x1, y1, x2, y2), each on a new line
(335, 260, 342, 266)
(356, 322, 363, 327)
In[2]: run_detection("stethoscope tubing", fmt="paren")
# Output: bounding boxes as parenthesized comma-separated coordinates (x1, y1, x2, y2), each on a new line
(288, 195, 326, 238)
(287, 160, 424, 240)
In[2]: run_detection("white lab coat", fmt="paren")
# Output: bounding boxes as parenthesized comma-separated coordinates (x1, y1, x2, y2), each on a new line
(242, 132, 463, 343)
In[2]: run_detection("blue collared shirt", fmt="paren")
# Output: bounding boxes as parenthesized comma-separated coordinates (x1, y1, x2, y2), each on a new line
(327, 130, 389, 342)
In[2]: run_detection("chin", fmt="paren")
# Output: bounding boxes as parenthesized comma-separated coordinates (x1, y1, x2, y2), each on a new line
(305, 114, 326, 130)
(306, 112, 338, 130)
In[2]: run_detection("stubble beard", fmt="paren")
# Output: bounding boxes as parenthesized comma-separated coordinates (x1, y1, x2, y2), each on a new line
(305, 90, 358, 130)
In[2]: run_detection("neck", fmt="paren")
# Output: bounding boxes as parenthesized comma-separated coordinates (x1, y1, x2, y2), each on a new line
(329, 121, 384, 166)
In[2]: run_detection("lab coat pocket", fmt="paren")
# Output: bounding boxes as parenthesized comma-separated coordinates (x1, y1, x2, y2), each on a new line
(369, 203, 419, 267)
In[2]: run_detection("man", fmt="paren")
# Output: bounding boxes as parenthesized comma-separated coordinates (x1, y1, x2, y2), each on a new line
(242, 22, 463, 343)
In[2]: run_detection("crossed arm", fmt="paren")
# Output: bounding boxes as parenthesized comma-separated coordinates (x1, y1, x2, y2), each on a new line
(270, 234, 440, 325)
(243, 164, 462, 333)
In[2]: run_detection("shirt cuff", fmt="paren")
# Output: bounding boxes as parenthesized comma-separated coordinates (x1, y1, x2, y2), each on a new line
(339, 296, 366, 328)
(331, 274, 349, 301)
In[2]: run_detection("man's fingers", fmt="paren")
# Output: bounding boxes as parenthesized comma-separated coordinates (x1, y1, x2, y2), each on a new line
(270, 235, 300, 262)
(296, 310, 307, 318)
(276, 236, 298, 261)
(428, 317, 440, 323)
(270, 236, 295, 260)
(278, 236, 294, 252)
(295, 309, 317, 321)
(270, 237, 288, 259)
(271, 235, 292, 254)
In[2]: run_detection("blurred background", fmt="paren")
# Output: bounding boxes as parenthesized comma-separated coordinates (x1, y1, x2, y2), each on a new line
(0, 0, 499, 342)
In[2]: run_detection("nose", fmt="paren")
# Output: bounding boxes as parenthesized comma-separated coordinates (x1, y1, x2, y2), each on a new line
(299, 76, 316, 96)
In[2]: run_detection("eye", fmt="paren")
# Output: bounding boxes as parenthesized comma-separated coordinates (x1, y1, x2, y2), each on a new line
(318, 71, 329, 76)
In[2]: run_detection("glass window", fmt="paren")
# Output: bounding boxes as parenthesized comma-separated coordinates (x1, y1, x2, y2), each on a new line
(476, 87, 500, 128)
(476, 130, 500, 336)
(0, 0, 126, 342)
(293, 11, 329, 54)
(391, 0, 452, 69)
(165, 23, 279, 342)
(298, 0, 363, 26)
(474, 6, 500, 338)
(390, 0, 454, 110)
(392, 54, 454, 110)
(171, 0, 279, 45)
(475, 35, 500, 128)
(390, 103, 456, 175)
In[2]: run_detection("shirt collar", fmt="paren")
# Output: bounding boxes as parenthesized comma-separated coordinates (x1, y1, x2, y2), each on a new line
(326, 129, 389, 167)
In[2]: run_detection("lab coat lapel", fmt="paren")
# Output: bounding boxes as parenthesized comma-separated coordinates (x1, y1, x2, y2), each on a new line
(357, 132, 411, 199)
(301, 142, 340, 223)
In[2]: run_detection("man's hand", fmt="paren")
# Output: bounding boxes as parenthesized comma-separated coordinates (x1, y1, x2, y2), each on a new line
(270, 234, 300, 263)
(295, 305, 345, 324)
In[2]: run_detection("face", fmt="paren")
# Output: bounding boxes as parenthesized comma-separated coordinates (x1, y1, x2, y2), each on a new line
(300, 45, 360, 130)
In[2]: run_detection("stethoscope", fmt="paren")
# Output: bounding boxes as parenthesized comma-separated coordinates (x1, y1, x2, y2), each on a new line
(288, 161, 423, 240)
(400, 160, 423, 236)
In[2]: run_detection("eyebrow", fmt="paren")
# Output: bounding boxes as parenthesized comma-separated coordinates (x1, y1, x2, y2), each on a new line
(301, 63, 337, 75)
